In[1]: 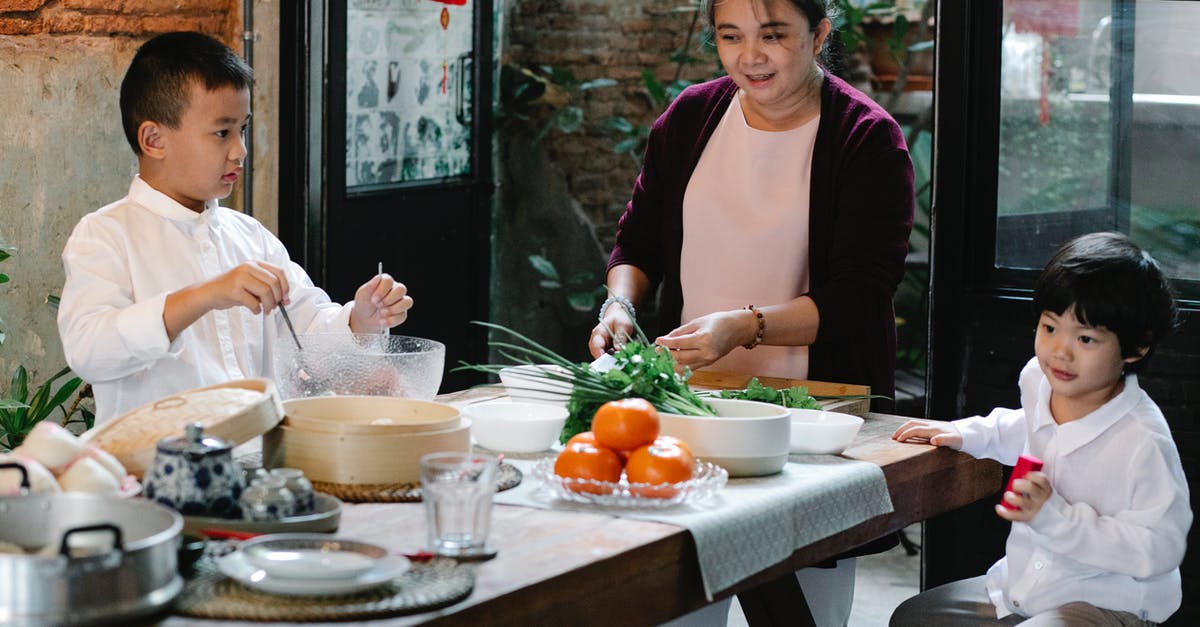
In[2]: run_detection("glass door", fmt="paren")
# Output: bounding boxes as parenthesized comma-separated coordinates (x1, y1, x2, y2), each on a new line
(280, 0, 494, 393)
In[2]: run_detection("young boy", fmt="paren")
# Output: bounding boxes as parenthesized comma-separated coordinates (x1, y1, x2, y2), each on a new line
(57, 32, 413, 424)
(889, 232, 1190, 625)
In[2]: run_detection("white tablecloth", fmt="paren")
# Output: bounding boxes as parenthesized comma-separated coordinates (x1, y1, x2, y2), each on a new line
(493, 455, 893, 599)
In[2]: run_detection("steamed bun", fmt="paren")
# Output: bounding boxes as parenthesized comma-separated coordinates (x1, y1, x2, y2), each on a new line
(0, 453, 61, 495)
(14, 421, 83, 470)
(81, 446, 126, 483)
(57, 457, 120, 495)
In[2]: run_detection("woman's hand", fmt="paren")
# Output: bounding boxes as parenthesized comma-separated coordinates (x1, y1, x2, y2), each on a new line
(654, 309, 754, 370)
(588, 308, 635, 359)
(891, 420, 963, 449)
(350, 273, 413, 333)
(995, 471, 1052, 522)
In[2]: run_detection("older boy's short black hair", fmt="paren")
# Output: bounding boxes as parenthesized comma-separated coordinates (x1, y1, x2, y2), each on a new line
(119, 31, 253, 154)
(1033, 232, 1177, 372)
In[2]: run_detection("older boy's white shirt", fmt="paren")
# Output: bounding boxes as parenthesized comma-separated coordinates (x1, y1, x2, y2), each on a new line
(952, 357, 1191, 622)
(58, 176, 353, 424)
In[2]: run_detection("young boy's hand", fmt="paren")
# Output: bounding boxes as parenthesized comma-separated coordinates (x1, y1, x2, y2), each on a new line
(996, 470, 1052, 522)
(350, 273, 413, 333)
(163, 261, 290, 342)
(891, 420, 963, 449)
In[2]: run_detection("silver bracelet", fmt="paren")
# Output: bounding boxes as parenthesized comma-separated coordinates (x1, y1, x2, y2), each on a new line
(598, 295, 636, 323)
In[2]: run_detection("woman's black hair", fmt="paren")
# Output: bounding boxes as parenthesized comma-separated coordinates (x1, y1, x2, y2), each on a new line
(1033, 232, 1178, 372)
(120, 32, 254, 155)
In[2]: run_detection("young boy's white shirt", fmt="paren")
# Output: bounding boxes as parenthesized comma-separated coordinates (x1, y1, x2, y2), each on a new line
(58, 176, 353, 424)
(950, 357, 1191, 622)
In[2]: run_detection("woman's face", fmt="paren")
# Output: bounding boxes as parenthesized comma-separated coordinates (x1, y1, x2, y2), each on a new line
(713, 0, 830, 121)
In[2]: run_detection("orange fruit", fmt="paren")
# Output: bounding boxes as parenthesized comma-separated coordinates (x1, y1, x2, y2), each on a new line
(625, 442, 695, 498)
(566, 431, 598, 447)
(592, 398, 660, 452)
(554, 441, 622, 494)
(653, 435, 692, 457)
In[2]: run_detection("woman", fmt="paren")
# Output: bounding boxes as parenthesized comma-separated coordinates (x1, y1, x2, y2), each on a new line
(589, 0, 913, 415)
(588, 1, 914, 624)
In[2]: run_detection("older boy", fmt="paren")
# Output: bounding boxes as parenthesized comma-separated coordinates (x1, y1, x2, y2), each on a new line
(58, 32, 412, 423)
(889, 232, 1190, 625)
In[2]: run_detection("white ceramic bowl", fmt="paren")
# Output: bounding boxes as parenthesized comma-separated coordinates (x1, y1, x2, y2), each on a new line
(788, 409, 864, 455)
(659, 398, 791, 477)
(498, 365, 573, 407)
(465, 401, 569, 453)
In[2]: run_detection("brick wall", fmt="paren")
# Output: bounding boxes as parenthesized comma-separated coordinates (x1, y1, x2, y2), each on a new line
(506, 0, 720, 245)
(0, 0, 240, 45)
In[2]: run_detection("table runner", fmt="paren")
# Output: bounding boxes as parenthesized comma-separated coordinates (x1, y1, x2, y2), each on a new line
(493, 455, 893, 599)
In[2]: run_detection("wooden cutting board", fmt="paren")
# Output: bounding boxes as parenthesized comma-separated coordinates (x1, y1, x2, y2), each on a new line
(688, 370, 871, 416)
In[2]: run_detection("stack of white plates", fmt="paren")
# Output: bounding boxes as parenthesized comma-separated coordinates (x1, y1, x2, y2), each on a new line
(217, 533, 409, 596)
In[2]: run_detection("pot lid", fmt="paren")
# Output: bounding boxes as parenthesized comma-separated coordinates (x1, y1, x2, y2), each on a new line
(157, 423, 233, 456)
(80, 378, 285, 479)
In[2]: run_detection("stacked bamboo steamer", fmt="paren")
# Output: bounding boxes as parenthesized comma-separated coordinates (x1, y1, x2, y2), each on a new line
(82, 379, 285, 479)
(262, 396, 469, 485)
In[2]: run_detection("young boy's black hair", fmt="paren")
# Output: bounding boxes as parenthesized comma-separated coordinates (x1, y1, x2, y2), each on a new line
(119, 31, 253, 155)
(1033, 231, 1177, 372)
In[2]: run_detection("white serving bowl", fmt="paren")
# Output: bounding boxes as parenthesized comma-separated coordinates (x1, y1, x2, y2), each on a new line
(498, 365, 573, 407)
(659, 398, 791, 477)
(465, 401, 568, 453)
(788, 409, 864, 455)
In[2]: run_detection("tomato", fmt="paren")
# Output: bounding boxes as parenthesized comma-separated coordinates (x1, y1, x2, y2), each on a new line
(592, 398, 660, 452)
(625, 442, 695, 498)
(553, 441, 622, 494)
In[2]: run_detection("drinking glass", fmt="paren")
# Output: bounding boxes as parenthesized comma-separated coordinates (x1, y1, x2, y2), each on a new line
(419, 452, 498, 558)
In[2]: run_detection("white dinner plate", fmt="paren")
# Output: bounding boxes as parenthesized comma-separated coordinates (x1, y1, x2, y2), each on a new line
(216, 550, 410, 596)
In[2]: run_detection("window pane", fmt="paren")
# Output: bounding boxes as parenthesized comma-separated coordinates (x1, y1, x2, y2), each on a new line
(1129, 2, 1200, 280)
(346, 0, 474, 188)
(996, 0, 1200, 284)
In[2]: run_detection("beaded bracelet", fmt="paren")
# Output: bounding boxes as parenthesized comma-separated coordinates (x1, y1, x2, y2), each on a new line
(743, 305, 765, 350)
(598, 295, 636, 323)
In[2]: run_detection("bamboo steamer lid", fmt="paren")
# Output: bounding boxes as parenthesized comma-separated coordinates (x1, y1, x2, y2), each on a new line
(82, 379, 284, 479)
(263, 397, 468, 484)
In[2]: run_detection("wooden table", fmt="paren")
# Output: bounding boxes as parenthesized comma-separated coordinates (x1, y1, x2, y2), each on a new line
(165, 409, 1001, 626)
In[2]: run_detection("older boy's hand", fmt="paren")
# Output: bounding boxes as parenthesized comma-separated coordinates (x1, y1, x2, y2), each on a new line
(891, 420, 963, 449)
(996, 471, 1052, 522)
(164, 261, 289, 342)
(350, 273, 413, 333)
(209, 261, 290, 314)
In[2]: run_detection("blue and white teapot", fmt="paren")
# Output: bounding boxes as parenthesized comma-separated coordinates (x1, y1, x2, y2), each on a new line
(144, 423, 244, 518)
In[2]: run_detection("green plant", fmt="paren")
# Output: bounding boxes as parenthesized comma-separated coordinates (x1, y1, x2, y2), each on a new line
(498, 64, 616, 141)
(0, 246, 93, 450)
(528, 254, 606, 313)
(605, 1, 720, 165)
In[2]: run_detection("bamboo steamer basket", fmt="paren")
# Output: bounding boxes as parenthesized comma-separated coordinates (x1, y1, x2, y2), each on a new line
(262, 397, 469, 484)
(82, 379, 284, 479)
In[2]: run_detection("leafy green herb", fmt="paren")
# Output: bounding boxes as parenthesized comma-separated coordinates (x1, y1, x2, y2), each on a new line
(455, 321, 715, 443)
(706, 378, 823, 409)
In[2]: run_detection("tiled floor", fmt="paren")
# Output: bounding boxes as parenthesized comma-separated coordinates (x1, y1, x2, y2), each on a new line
(725, 525, 922, 627)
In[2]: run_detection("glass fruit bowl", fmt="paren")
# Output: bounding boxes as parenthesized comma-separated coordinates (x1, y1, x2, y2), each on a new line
(531, 458, 727, 508)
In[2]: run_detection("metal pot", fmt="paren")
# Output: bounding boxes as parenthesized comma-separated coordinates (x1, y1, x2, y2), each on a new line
(0, 487, 183, 626)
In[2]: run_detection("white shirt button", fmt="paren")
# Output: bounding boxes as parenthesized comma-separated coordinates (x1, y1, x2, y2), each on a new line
(1034, 561, 1044, 570)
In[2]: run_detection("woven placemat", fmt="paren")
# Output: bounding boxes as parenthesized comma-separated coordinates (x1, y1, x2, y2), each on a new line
(175, 556, 473, 621)
(311, 462, 523, 503)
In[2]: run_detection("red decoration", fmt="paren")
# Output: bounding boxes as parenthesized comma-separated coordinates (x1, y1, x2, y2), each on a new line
(428, 0, 467, 5)
(440, 7, 450, 30)
(1006, 0, 1080, 126)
